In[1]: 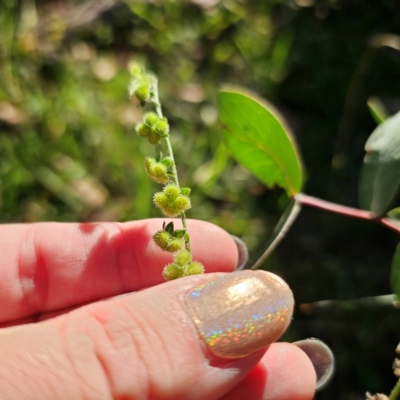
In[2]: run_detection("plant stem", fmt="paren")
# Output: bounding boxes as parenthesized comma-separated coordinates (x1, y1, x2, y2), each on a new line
(296, 193, 400, 234)
(250, 192, 400, 271)
(389, 378, 400, 400)
(251, 197, 302, 270)
(299, 294, 399, 314)
(151, 78, 191, 252)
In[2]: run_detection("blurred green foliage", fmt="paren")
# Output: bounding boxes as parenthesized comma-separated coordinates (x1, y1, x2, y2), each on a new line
(1, 0, 400, 398)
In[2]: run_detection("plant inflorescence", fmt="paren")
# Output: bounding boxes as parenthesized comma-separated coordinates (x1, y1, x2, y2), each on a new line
(129, 64, 204, 280)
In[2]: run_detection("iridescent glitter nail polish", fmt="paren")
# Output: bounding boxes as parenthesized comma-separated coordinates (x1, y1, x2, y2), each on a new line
(185, 270, 294, 359)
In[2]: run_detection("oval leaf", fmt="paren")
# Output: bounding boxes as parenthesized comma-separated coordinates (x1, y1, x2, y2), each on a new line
(391, 243, 400, 299)
(219, 88, 303, 196)
(359, 110, 400, 216)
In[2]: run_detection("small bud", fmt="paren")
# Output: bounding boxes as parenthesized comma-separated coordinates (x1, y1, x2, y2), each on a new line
(154, 118, 169, 138)
(148, 131, 162, 145)
(153, 230, 172, 250)
(160, 157, 174, 169)
(186, 261, 204, 276)
(136, 123, 152, 138)
(164, 184, 180, 201)
(163, 264, 180, 281)
(144, 112, 159, 127)
(166, 239, 183, 252)
(180, 187, 191, 196)
(174, 250, 191, 266)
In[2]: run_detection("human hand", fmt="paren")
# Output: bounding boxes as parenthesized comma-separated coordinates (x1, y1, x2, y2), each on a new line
(0, 219, 329, 399)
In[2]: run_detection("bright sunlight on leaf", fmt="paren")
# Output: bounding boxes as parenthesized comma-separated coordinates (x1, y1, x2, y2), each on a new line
(391, 243, 400, 299)
(359, 111, 400, 217)
(218, 88, 303, 197)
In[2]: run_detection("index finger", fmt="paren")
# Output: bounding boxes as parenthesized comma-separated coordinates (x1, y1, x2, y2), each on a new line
(0, 219, 239, 323)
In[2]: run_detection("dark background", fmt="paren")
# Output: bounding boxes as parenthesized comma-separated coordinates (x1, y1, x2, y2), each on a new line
(1, 0, 400, 398)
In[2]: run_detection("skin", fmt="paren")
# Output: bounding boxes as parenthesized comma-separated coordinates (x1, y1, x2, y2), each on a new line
(0, 219, 316, 400)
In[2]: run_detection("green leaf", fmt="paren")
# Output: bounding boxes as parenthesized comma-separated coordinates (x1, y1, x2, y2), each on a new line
(156, 152, 163, 162)
(359, 111, 400, 216)
(218, 87, 303, 196)
(391, 243, 400, 299)
(367, 97, 388, 125)
(160, 157, 174, 168)
(172, 229, 186, 239)
(180, 187, 191, 196)
(165, 222, 174, 234)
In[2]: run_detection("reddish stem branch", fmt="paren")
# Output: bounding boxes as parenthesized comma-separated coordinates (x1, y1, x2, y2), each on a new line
(296, 194, 400, 234)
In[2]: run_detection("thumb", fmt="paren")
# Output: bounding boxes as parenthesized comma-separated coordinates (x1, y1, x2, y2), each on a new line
(0, 270, 294, 400)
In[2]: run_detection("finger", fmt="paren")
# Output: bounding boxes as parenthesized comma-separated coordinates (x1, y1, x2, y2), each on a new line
(0, 270, 298, 400)
(0, 219, 239, 323)
(220, 343, 316, 400)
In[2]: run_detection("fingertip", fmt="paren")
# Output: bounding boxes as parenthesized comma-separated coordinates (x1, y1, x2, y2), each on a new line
(221, 342, 316, 400)
(261, 342, 316, 400)
(188, 219, 239, 273)
(0, 219, 240, 323)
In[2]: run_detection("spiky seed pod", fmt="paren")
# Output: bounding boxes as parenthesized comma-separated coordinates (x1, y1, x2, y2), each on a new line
(158, 205, 182, 218)
(153, 192, 169, 210)
(144, 156, 156, 171)
(166, 239, 183, 252)
(136, 123, 152, 138)
(164, 184, 180, 201)
(174, 250, 191, 266)
(151, 164, 169, 184)
(154, 118, 169, 138)
(173, 195, 191, 212)
(134, 78, 150, 105)
(145, 158, 169, 184)
(163, 263, 180, 281)
(148, 131, 162, 145)
(186, 261, 204, 276)
(153, 230, 172, 250)
(154, 190, 191, 217)
(144, 112, 159, 127)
